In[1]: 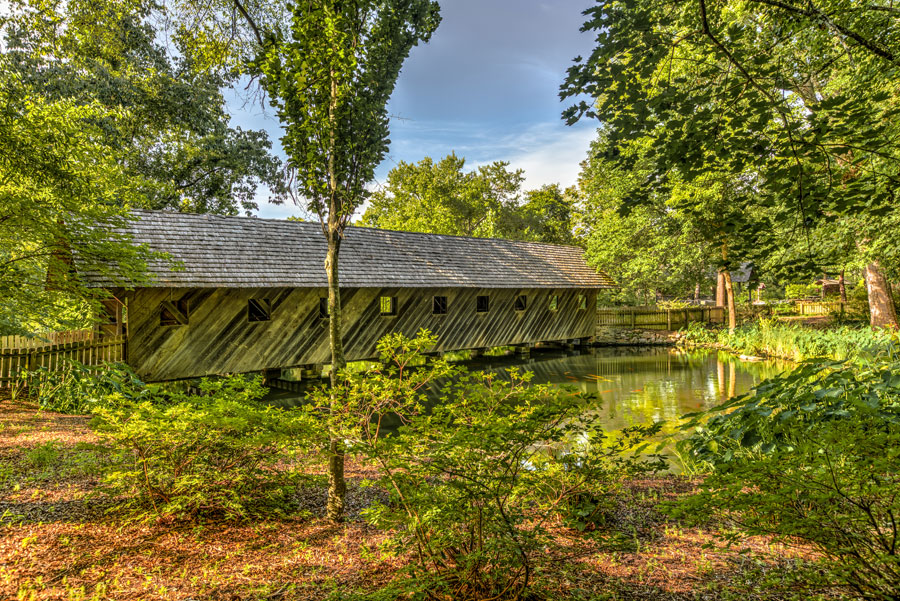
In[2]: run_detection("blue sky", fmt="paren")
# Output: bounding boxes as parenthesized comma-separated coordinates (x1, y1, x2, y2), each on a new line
(228, 0, 599, 220)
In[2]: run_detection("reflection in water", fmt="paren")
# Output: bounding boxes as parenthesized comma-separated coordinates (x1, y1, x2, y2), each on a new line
(268, 346, 786, 432)
(457, 347, 784, 431)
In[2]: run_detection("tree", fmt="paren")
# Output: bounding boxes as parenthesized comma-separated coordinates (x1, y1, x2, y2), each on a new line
(361, 154, 579, 244)
(3, 0, 287, 215)
(561, 0, 900, 328)
(578, 131, 744, 325)
(254, 0, 440, 522)
(0, 62, 152, 335)
(360, 154, 525, 238)
(520, 184, 578, 246)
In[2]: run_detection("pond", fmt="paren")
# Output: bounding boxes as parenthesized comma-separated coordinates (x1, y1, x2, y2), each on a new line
(268, 346, 787, 431)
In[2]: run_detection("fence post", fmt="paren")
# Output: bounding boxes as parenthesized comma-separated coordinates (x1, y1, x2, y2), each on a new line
(630, 309, 636, 328)
(666, 310, 672, 330)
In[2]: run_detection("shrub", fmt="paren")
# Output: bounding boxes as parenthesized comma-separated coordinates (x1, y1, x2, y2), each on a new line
(21, 359, 147, 414)
(676, 359, 900, 598)
(93, 375, 317, 521)
(320, 330, 665, 600)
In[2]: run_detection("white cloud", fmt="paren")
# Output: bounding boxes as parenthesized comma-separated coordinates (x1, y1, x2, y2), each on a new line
(492, 122, 597, 190)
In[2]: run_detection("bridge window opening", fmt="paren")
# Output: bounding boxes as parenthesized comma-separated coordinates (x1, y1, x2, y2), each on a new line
(318, 298, 329, 319)
(248, 299, 271, 322)
(476, 295, 490, 313)
(514, 295, 527, 312)
(433, 296, 448, 315)
(549, 295, 559, 312)
(380, 296, 398, 316)
(160, 299, 189, 327)
(577, 294, 587, 310)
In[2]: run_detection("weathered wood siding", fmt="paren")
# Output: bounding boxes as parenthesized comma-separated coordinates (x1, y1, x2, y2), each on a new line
(126, 287, 598, 381)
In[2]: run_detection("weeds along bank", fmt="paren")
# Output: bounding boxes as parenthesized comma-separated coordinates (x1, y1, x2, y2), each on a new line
(5, 328, 900, 599)
(680, 318, 899, 362)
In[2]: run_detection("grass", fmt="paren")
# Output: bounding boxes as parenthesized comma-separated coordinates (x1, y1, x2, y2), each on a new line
(681, 318, 897, 362)
(0, 393, 850, 601)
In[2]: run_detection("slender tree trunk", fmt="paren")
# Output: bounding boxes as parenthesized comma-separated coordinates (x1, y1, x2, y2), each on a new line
(325, 233, 347, 522)
(325, 68, 347, 523)
(839, 268, 847, 303)
(716, 272, 726, 307)
(864, 261, 899, 329)
(694, 281, 701, 302)
(821, 273, 826, 301)
(723, 269, 737, 333)
(720, 244, 736, 332)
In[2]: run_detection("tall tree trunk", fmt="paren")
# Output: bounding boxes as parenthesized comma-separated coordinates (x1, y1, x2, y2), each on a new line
(325, 229, 347, 522)
(325, 69, 346, 523)
(864, 261, 899, 329)
(723, 269, 737, 333)
(694, 281, 701, 302)
(720, 244, 736, 332)
(839, 268, 847, 303)
(821, 272, 826, 301)
(716, 272, 726, 307)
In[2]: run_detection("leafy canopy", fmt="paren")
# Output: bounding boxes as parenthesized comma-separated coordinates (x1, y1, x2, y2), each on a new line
(256, 0, 441, 227)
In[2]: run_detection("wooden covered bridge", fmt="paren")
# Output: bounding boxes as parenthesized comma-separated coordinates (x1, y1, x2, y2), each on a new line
(72, 210, 615, 382)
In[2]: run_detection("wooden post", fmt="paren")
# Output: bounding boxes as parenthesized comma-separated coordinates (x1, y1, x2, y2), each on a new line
(630, 309, 636, 328)
(666, 309, 672, 330)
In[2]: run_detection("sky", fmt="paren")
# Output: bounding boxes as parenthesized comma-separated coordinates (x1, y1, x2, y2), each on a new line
(226, 0, 600, 220)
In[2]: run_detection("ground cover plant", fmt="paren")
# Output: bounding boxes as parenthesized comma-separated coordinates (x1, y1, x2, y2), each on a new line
(676, 357, 900, 599)
(93, 375, 318, 522)
(680, 319, 897, 362)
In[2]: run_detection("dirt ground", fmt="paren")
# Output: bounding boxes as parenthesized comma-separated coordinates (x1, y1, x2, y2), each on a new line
(0, 395, 844, 601)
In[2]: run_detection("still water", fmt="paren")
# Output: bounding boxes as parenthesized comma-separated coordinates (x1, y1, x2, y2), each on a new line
(465, 346, 785, 430)
(269, 346, 786, 430)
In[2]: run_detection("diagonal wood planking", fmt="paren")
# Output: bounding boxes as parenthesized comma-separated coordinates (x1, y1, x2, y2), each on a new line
(126, 287, 598, 381)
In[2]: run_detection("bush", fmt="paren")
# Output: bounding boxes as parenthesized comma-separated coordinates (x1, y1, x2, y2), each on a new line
(93, 375, 317, 522)
(21, 359, 147, 414)
(321, 330, 665, 600)
(676, 359, 900, 598)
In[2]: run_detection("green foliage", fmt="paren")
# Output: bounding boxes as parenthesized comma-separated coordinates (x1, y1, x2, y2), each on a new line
(361, 154, 525, 238)
(21, 360, 148, 414)
(680, 359, 900, 467)
(316, 330, 664, 600)
(257, 0, 440, 220)
(361, 155, 577, 244)
(681, 320, 896, 362)
(93, 376, 316, 521)
(675, 359, 900, 598)
(24, 441, 62, 469)
(784, 283, 822, 300)
(577, 133, 717, 304)
(0, 72, 154, 335)
(3, 0, 287, 215)
(561, 0, 900, 289)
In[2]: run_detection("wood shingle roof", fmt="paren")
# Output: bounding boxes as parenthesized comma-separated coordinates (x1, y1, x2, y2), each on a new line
(83, 210, 616, 289)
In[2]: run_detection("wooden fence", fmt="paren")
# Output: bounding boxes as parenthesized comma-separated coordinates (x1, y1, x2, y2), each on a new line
(0, 336, 127, 388)
(597, 306, 726, 331)
(0, 329, 94, 350)
(796, 301, 847, 316)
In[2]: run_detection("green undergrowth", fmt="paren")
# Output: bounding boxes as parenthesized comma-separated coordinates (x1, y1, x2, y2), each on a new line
(681, 319, 897, 362)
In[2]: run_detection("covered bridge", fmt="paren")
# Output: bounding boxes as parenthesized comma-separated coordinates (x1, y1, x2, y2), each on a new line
(83, 210, 615, 381)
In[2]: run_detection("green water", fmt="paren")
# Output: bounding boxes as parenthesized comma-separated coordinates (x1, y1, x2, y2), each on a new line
(462, 346, 786, 430)
(269, 346, 786, 430)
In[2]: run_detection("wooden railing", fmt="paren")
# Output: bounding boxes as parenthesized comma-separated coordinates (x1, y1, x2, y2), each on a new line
(0, 329, 94, 350)
(597, 306, 725, 331)
(796, 301, 847, 316)
(0, 336, 127, 388)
